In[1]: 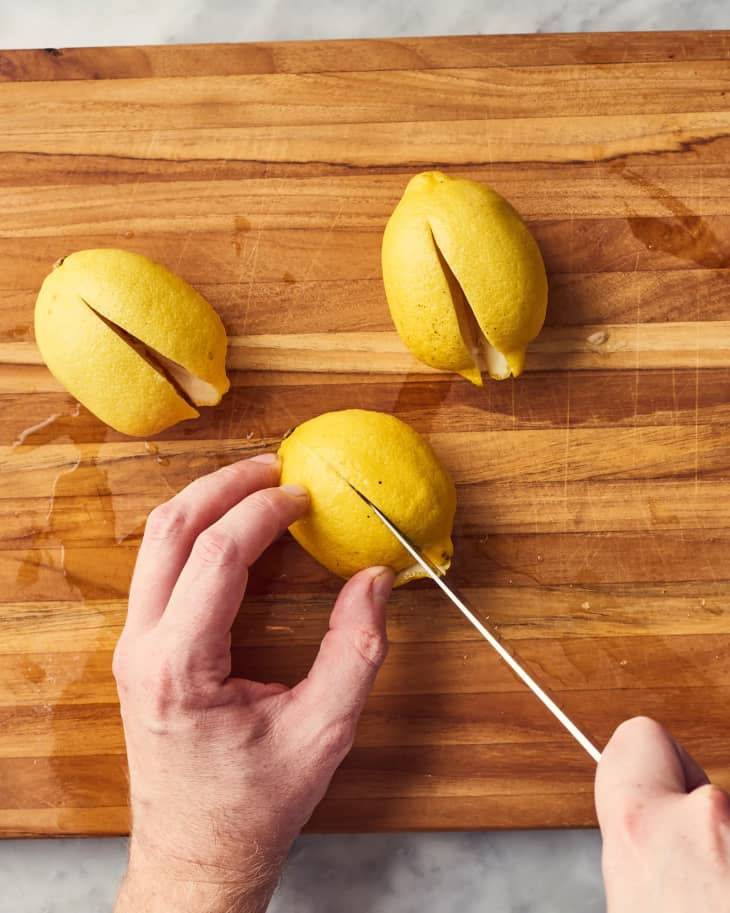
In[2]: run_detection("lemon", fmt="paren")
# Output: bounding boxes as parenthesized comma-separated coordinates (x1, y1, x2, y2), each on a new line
(34, 249, 230, 437)
(278, 409, 456, 586)
(382, 171, 548, 383)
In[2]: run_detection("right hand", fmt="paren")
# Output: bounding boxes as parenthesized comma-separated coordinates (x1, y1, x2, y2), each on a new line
(596, 716, 730, 912)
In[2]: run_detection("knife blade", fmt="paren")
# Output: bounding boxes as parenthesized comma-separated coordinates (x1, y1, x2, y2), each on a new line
(354, 487, 602, 764)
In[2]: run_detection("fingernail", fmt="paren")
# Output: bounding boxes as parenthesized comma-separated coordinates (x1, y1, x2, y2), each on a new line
(370, 566, 395, 601)
(250, 452, 279, 464)
(280, 483, 309, 498)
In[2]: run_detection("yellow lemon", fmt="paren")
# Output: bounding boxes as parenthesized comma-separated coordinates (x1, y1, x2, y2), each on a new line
(34, 249, 230, 436)
(382, 171, 547, 383)
(278, 409, 456, 586)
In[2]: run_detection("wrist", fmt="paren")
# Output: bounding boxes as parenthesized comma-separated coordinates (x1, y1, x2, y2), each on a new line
(114, 830, 284, 913)
(125, 797, 290, 878)
(115, 874, 273, 913)
(115, 856, 278, 913)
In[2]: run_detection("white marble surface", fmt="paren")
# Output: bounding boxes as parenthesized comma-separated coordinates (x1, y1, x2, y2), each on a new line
(1, 2, 729, 912)
(3, 831, 604, 913)
(0, 0, 729, 47)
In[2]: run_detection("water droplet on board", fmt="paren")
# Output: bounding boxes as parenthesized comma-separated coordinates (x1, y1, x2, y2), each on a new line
(145, 440, 170, 466)
(12, 413, 63, 448)
(627, 213, 729, 267)
(617, 167, 730, 267)
(144, 441, 170, 466)
(7, 402, 132, 600)
(586, 331, 608, 347)
(5, 410, 122, 812)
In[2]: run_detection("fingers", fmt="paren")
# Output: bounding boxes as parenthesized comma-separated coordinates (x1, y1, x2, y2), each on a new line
(127, 454, 281, 631)
(596, 716, 708, 833)
(161, 484, 309, 651)
(293, 566, 394, 740)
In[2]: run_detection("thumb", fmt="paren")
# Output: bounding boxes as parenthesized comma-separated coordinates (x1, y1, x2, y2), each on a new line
(595, 716, 709, 833)
(293, 566, 394, 730)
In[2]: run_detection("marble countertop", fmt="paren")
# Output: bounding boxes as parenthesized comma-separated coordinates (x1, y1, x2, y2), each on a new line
(1, 0, 729, 47)
(2, 2, 729, 912)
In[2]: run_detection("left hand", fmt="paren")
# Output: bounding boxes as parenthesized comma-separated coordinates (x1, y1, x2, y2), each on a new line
(112, 453, 394, 913)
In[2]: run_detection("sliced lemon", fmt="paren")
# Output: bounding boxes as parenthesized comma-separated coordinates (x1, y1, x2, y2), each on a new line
(34, 249, 230, 436)
(382, 171, 548, 383)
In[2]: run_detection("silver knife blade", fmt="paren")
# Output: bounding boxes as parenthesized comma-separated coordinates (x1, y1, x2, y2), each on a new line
(355, 488, 602, 764)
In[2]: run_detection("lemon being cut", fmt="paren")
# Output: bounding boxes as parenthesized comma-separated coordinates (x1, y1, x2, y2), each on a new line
(382, 171, 548, 384)
(278, 409, 456, 586)
(34, 249, 230, 437)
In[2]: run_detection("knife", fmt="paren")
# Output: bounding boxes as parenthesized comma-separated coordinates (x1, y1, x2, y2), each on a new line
(354, 487, 602, 764)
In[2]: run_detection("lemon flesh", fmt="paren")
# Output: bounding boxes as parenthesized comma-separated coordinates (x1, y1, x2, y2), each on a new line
(382, 171, 548, 384)
(34, 249, 230, 436)
(278, 409, 456, 586)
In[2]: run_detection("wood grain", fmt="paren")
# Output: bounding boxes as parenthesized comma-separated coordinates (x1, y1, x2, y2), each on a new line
(2, 32, 730, 82)
(1, 33, 730, 837)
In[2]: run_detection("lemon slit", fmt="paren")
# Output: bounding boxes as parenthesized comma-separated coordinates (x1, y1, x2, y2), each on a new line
(78, 296, 198, 408)
(428, 224, 512, 382)
(428, 228, 483, 376)
(154, 352, 219, 405)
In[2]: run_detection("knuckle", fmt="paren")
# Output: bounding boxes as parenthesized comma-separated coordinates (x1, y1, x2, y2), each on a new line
(350, 625, 388, 670)
(139, 655, 179, 729)
(612, 715, 665, 746)
(690, 784, 730, 823)
(317, 716, 356, 760)
(193, 527, 240, 567)
(216, 463, 243, 482)
(145, 502, 188, 541)
(247, 488, 284, 521)
(113, 633, 205, 732)
(688, 785, 730, 864)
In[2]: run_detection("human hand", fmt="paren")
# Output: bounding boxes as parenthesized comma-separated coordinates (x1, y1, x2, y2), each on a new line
(112, 454, 394, 913)
(596, 716, 730, 913)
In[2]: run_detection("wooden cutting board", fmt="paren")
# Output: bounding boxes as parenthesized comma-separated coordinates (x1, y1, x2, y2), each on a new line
(2, 31, 730, 837)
